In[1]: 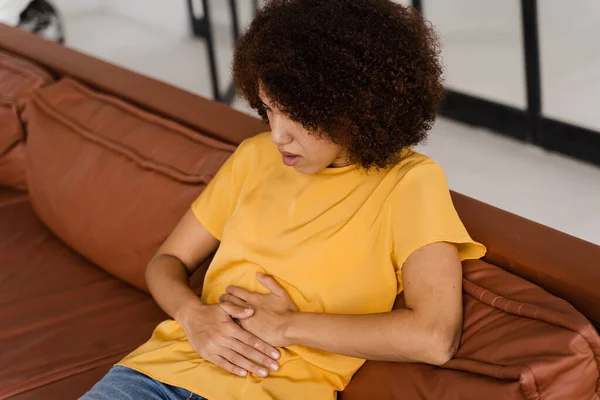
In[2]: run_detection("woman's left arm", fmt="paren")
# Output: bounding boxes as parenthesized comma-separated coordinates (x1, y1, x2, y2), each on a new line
(220, 241, 463, 366)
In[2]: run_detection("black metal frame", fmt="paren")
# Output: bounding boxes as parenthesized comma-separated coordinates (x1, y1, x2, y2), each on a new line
(413, 0, 600, 168)
(187, 0, 243, 104)
(521, 0, 541, 143)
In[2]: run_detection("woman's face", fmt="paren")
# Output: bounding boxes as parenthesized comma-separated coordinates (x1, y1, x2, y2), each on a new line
(259, 91, 350, 174)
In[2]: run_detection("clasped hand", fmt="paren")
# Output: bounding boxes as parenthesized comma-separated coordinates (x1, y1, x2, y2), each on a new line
(177, 272, 297, 379)
(219, 272, 298, 348)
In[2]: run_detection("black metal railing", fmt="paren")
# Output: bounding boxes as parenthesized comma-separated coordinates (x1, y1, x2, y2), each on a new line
(413, 0, 600, 167)
(186, 0, 245, 104)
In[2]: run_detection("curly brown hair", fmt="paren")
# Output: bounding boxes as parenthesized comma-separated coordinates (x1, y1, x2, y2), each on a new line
(233, 0, 444, 169)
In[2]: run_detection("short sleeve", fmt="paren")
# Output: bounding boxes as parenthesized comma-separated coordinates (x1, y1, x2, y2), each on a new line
(191, 149, 240, 241)
(391, 162, 486, 293)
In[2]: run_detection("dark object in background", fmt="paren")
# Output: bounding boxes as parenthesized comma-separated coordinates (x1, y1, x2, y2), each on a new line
(17, 0, 64, 44)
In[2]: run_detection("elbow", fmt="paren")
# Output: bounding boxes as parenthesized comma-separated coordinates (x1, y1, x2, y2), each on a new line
(144, 253, 177, 288)
(424, 329, 461, 366)
(426, 343, 458, 367)
(145, 253, 162, 283)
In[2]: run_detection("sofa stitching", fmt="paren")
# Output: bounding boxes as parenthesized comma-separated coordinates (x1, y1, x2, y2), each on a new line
(0, 60, 52, 81)
(463, 276, 600, 397)
(0, 194, 28, 208)
(59, 78, 236, 152)
(29, 92, 223, 185)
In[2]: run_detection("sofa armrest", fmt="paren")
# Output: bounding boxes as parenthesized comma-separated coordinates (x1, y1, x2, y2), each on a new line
(451, 191, 600, 324)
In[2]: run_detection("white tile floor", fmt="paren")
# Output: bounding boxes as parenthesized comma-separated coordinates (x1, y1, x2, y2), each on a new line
(57, 6, 600, 245)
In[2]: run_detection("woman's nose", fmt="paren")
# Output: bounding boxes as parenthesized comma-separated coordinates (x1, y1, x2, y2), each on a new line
(270, 130, 291, 145)
(269, 118, 293, 145)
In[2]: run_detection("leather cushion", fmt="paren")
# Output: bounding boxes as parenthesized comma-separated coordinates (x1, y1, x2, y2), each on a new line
(0, 198, 168, 399)
(341, 259, 600, 400)
(0, 51, 53, 190)
(22, 78, 235, 290)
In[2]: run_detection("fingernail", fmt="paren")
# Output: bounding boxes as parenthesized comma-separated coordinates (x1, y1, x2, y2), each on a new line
(239, 370, 247, 376)
(258, 369, 268, 377)
(244, 308, 252, 313)
(271, 363, 279, 371)
(271, 351, 280, 359)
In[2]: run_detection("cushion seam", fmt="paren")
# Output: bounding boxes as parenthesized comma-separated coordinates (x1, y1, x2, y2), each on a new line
(463, 276, 600, 397)
(59, 78, 236, 152)
(0, 54, 53, 81)
(463, 277, 597, 335)
(29, 92, 218, 185)
(0, 194, 28, 207)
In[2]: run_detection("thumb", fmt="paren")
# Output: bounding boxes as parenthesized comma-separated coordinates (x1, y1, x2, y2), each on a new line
(218, 302, 254, 320)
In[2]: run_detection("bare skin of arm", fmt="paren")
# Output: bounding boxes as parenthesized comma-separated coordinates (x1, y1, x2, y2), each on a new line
(220, 242, 463, 366)
(145, 209, 281, 378)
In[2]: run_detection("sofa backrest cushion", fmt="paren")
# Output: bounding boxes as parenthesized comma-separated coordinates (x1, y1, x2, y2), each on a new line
(23, 78, 236, 290)
(0, 51, 53, 190)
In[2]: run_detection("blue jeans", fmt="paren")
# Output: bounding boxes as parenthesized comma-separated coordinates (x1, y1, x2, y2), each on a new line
(80, 365, 207, 400)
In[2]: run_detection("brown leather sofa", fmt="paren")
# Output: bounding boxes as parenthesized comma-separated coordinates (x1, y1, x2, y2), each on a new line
(1, 25, 599, 400)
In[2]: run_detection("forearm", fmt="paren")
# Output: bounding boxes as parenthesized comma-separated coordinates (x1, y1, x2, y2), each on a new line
(285, 309, 457, 365)
(145, 254, 204, 323)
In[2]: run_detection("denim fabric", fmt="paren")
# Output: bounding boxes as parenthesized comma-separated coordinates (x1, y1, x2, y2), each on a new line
(80, 365, 207, 400)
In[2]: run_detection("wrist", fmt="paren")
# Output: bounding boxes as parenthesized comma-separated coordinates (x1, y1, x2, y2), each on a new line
(282, 311, 305, 346)
(174, 297, 206, 327)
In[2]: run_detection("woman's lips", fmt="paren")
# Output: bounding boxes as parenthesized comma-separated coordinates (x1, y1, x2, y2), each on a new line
(280, 151, 301, 167)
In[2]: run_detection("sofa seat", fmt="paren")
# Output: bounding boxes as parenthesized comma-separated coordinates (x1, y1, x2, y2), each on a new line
(0, 198, 168, 399)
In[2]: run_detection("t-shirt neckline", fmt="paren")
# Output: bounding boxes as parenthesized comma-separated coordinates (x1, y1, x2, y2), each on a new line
(316, 163, 358, 175)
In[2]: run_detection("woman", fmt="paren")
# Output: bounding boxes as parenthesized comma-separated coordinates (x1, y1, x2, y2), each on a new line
(83, 1, 485, 399)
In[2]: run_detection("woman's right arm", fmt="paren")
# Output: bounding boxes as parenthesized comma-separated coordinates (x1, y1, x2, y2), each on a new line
(145, 209, 281, 378)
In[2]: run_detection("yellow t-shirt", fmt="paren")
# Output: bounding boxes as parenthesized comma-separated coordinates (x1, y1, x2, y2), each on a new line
(120, 132, 486, 400)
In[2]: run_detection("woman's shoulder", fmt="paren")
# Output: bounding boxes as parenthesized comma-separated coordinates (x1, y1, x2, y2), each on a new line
(381, 149, 453, 207)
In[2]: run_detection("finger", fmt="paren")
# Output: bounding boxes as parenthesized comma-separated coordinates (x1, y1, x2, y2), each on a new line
(220, 348, 269, 378)
(232, 327, 281, 361)
(228, 338, 280, 372)
(219, 293, 251, 308)
(218, 302, 254, 319)
(226, 285, 257, 303)
(257, 273, 286, 297)
(209, 354, 248, 377)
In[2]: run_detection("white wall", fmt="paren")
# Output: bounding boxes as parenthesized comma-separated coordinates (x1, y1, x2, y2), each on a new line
(0, 0, 31, 25)
(100, 0, 190, 37)
(97, 0, 256, 39)
(539, 0, 600, 131)
(423, 0, 527, 109)
(53, 0, 101, 16)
